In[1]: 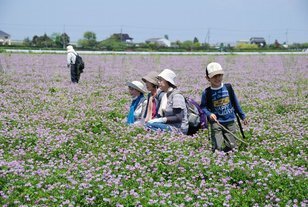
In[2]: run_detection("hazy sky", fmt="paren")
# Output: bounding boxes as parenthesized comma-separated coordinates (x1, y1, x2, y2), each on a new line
(1, 0, 308, 44)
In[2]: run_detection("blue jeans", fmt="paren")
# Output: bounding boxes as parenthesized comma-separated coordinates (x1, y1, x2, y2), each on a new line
(146, 122, 172, 132)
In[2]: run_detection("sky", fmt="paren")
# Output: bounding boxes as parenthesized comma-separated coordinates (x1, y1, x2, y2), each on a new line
(1, 0, 308, 45)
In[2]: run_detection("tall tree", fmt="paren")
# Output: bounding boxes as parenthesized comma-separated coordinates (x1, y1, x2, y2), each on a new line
(31, 34, 52, 47)
(60, 33, 70, 48)
(78, 31, 97, 48)
(53, 33, 70, 48)
(193, 37, 199, 43)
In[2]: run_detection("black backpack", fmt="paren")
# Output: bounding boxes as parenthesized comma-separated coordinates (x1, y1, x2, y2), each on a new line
(75, 54, 85, 73)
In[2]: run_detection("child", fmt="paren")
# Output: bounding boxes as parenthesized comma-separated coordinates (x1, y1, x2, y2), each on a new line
(200, 62, 248, 152)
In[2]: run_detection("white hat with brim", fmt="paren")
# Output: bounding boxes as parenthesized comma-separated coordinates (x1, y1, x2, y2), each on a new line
(206, 62, 224, 78)
(66, 45, 75, 53)
(158, 69, 177, 87)
(126, 81, 147, 94)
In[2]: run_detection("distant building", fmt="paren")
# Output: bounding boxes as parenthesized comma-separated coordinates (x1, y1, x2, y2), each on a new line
(0, 30, 11, 45)
(250, 37, 266, 47)
(112, 33, 133, 42)
(146, 38, 171, 47)
(236, 40, 250, 45)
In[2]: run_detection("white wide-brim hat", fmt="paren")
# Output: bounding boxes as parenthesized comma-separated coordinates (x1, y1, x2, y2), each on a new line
(66, 45, 75, 53)
(206, 62, 224, 78)
(126, 81, 147, 94)
(158, 69, 177, 87)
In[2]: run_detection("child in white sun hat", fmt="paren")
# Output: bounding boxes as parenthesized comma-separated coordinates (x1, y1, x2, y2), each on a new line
(200, 62, 248, 152)
(146, 69, 189, 134)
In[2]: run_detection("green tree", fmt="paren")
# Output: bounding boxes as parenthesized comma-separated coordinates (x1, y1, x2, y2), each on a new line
(78, 31, 97, 48)
(193, 37, 199, 43)
(23, 37, 31, 47)
(61, 33, 70, 48)
(98, 37, 127, 51)
(31, 34, 53, 47)
(180, 40, 194, 51)
(52, 33, 70, 48)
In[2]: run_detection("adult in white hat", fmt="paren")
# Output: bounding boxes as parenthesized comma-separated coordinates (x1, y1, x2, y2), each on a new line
(146, 69, 188, 134)
(66, 45, 81, 83)
(126, 81, 147, 125)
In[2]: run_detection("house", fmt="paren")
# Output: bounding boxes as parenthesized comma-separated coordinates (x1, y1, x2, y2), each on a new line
(145, 38, 171, 47)
(250, 37, 266, 47)
(0, 30, 11, 45)
(112, 33, 133, 42)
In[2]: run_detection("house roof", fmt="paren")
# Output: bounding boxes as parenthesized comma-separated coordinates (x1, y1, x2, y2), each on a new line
(0, 30, 10, 37)
(249, 37, 266, 42)
(113, 33, 133, 40)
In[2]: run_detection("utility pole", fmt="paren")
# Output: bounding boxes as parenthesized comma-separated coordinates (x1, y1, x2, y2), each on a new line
(285, 29, 288, 44)
(204, 28, 210, 47)
(63, 24, 66, 49)
(207, 28, 210, 45)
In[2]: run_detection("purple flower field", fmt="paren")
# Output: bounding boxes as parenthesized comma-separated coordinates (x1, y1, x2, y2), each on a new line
(0, 53, 307, 206)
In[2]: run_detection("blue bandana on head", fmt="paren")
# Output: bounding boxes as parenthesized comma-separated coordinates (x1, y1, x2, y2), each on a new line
(127, 94, 144, 124)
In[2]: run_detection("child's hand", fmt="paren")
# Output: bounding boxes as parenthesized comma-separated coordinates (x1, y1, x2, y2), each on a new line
(210, 114, 217, 122)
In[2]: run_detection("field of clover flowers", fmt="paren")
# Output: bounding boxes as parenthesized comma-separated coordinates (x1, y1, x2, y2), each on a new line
(0, 53, 307, 207)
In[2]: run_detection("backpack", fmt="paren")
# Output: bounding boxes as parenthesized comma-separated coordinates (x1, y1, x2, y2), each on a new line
(184, 97, 208, 135)
(169, 90, 208, 135)
(75, 54, 85, 73)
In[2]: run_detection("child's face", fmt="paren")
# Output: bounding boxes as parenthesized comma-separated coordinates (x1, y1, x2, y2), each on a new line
(207, 74, 223, 87)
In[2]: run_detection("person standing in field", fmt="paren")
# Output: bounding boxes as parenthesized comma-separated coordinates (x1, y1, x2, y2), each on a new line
(126, 81, 147, 125)
(141, 71, 165, 122)
(200, 62, 248, 152)
(146, 69, 188, 134)
(66, 45, 81, 83)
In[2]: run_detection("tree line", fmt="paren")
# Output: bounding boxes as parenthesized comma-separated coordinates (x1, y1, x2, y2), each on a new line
(7, 31, 308, 52)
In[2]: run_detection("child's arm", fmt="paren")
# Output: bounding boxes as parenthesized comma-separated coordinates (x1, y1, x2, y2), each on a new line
(200, 90, 215, 120)
(232, 92, 248, 125)
(232, 92, 246, 120)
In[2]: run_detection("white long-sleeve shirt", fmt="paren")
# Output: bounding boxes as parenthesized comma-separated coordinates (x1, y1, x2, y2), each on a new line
(67, 52, 77, 65)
